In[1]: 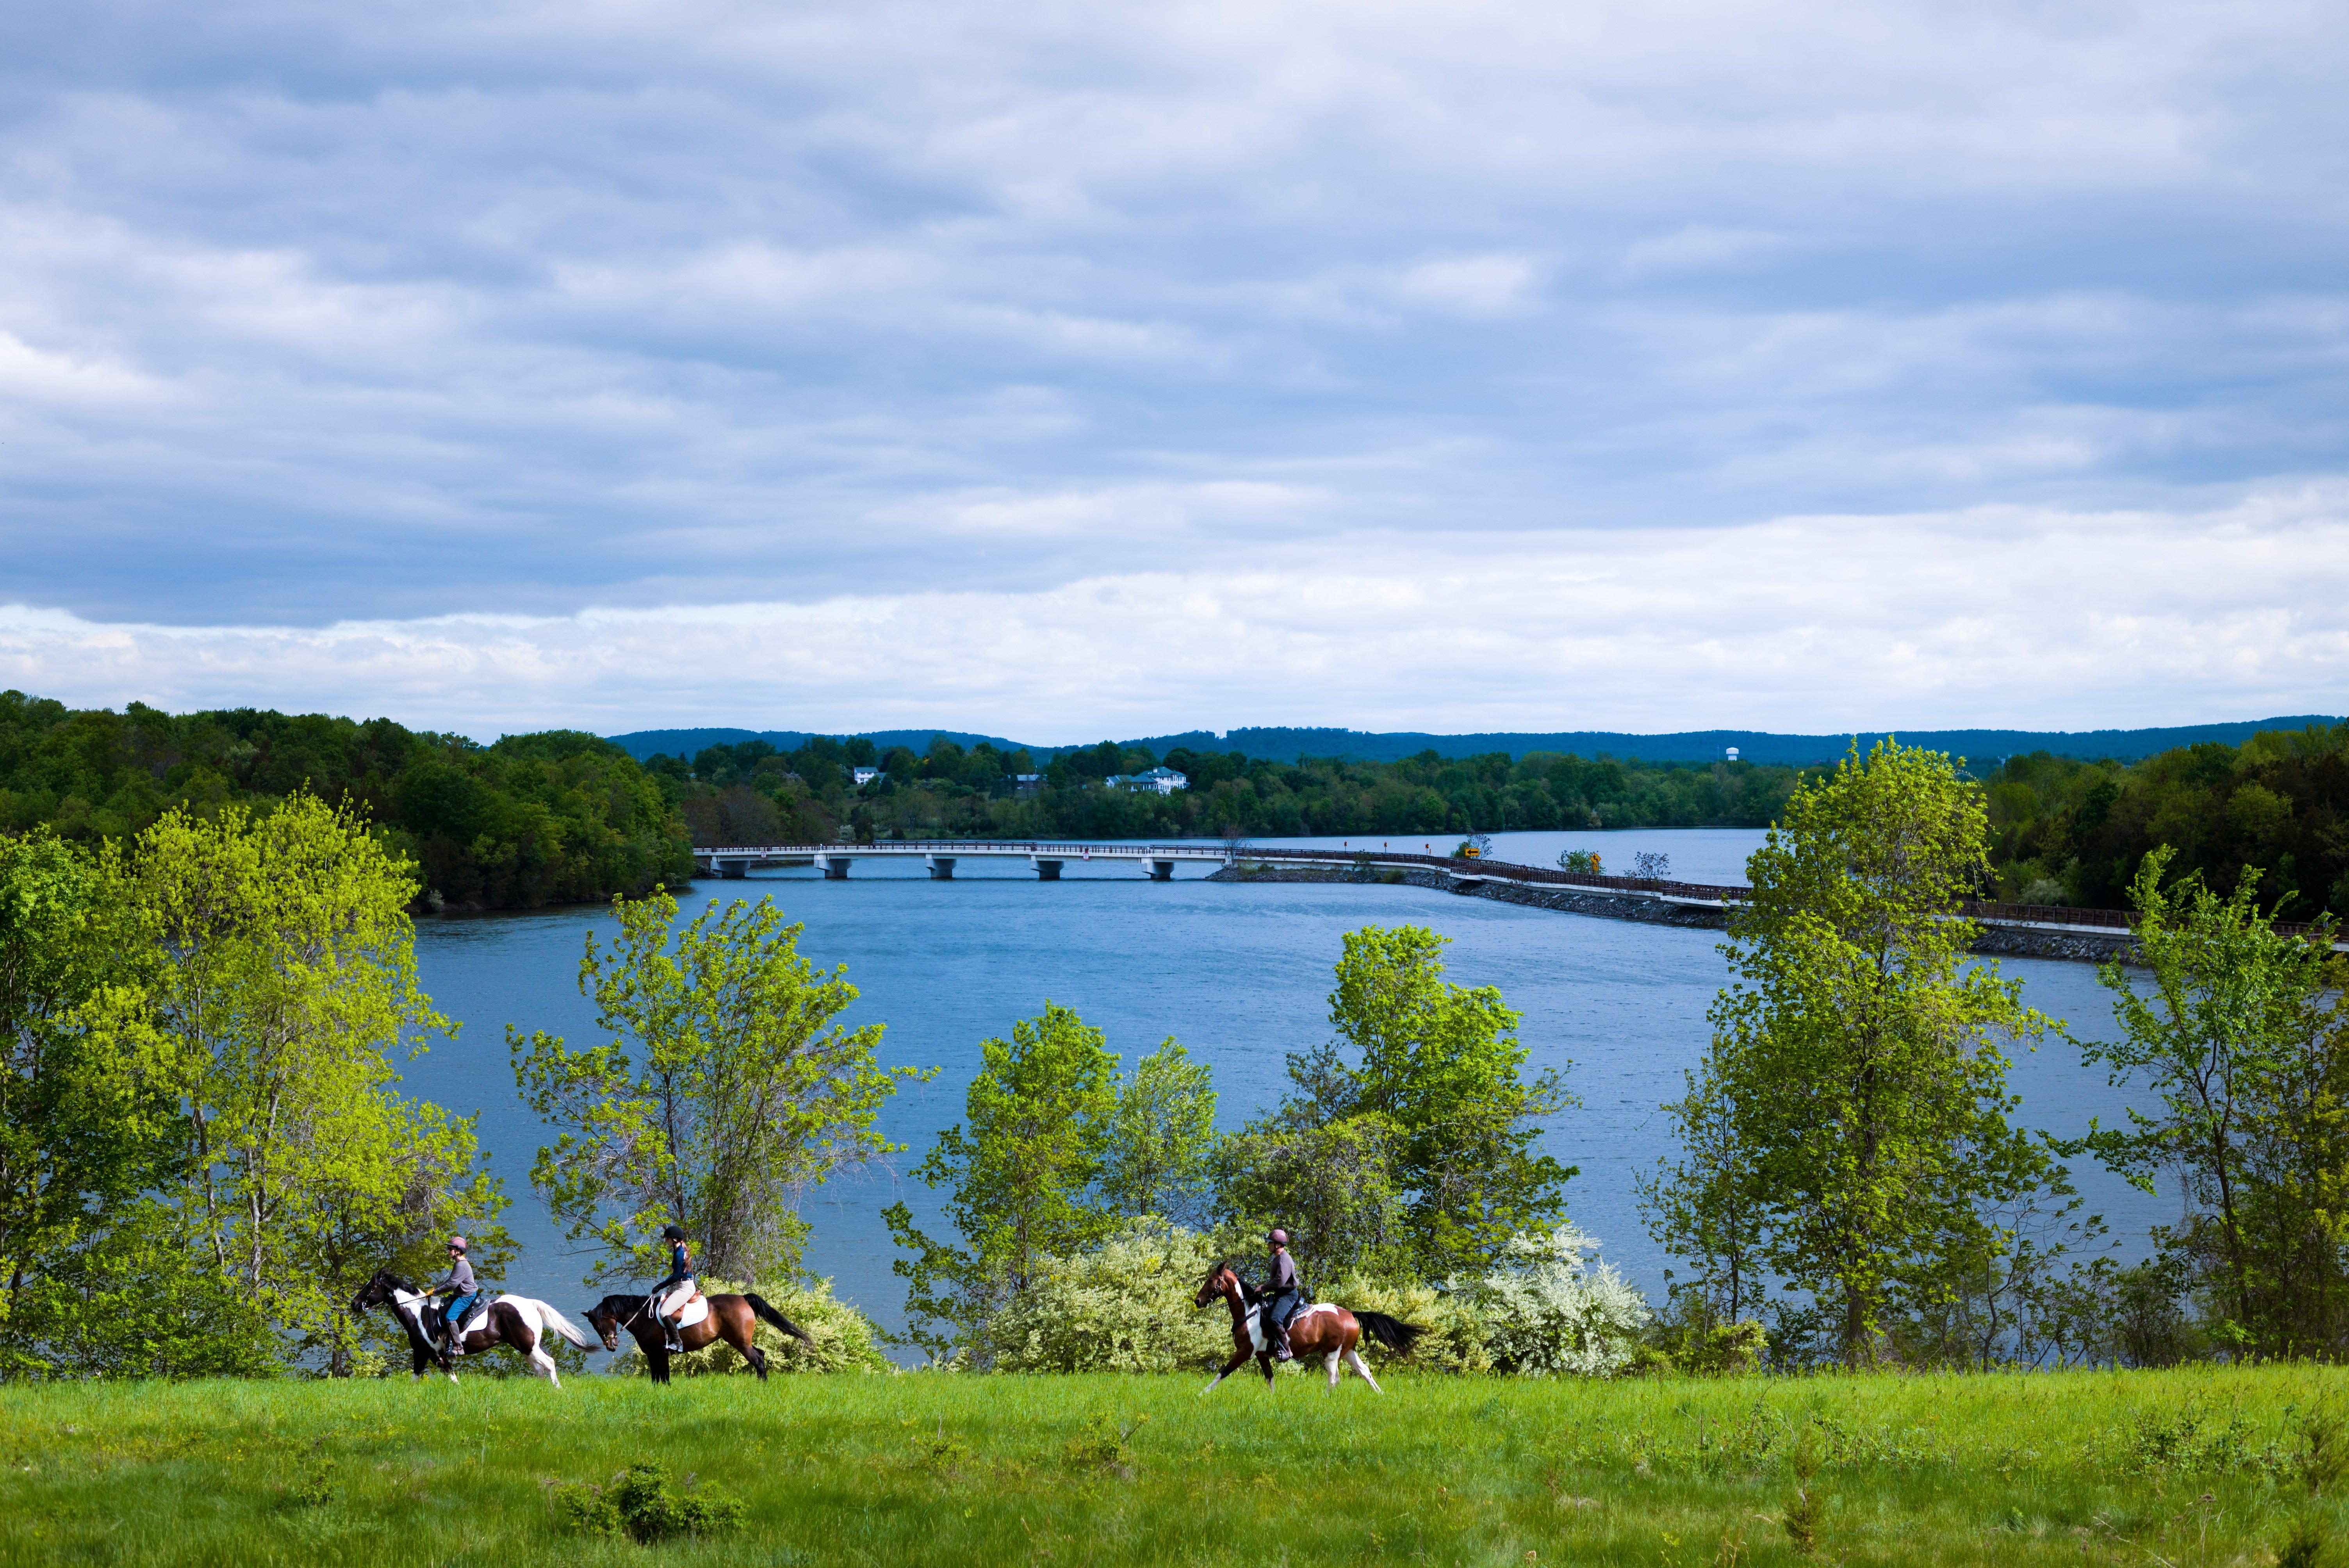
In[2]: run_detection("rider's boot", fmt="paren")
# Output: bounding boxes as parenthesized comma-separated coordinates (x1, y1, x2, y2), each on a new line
(663, 1314, 684, 1354)
(1271, 1319, 1293, 1362)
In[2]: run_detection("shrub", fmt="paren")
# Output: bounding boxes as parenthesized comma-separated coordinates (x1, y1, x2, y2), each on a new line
(1458, 1226, 1650, 1378)
(977, 1221, 1230, 1373)
(554, 1462, 745, 1542)
(609, 1276, 890, 1377)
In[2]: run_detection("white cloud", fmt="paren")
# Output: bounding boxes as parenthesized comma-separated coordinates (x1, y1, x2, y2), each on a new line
(0, 0, 2342, 725)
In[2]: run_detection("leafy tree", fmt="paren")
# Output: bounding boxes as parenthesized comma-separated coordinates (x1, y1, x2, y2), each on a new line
(1213, 1117, 1408, 1283)
(1101, 1037, 1218, 1227)
(118, 798, 505, 1372)
(513, 889, 923, 1287)
(1646, 741, 2063, 1366)
(883, 1003, 1119, 1360)
(0, 832, 191, 1374)
(2076, 846, 2349, 1356)
(1273, 926, 1574, 1279)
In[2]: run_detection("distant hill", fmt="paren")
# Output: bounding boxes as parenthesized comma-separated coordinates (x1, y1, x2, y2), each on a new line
(608, 717, 2343, 768)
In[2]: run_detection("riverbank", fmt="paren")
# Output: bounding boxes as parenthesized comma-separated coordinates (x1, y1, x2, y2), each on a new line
(1210, 862, 2140, 963)
(0, 1367, 2332, 1566)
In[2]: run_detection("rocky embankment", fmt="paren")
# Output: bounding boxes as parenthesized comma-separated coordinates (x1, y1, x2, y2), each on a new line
(1207, 862, 2139, 962)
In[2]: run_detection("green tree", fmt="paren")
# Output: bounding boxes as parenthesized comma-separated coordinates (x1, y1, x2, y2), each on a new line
(0, 832, 192, 1374)
(883, 1003, 1119, 1361)
(1639, 1064, 1766, 1331)
(2077, 845, 2349, 1355)
(1273, 925, 1573, 1278)
(1102, 1037, 1218, 1227)
(1213, 1117, 1408, 1283)
(1647, 740, 2062, 1366)
(512, 889, 923, 1287)
(123, 798, 505, 1372)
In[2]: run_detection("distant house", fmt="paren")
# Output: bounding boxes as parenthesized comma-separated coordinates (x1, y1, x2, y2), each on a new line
(1014, 773, 1043, 798)
(852, 767, 881, 786)
(1108, 766, 1188, 796)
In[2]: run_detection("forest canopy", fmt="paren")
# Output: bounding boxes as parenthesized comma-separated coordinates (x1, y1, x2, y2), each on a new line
(0, 691, 691, 911)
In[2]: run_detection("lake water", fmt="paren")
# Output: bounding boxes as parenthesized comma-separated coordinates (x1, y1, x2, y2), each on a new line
(406, 829, 2162, 1357)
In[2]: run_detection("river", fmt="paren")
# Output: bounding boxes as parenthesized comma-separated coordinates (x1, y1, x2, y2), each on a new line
(405, 829, 2160, 1355)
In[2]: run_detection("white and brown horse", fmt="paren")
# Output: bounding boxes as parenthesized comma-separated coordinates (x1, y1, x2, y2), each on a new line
(1194, 1261, 1426, 1393)
(351, 1270, 593, 1385)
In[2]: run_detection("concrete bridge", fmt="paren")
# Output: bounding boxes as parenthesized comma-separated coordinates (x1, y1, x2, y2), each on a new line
(692, 839, 1235, 881)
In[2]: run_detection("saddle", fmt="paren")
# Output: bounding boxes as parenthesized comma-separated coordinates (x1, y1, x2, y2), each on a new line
(665, 1290, 710, 1331)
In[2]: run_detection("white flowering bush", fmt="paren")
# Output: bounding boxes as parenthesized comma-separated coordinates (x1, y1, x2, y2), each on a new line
(977, 1221, 1232, 1373)
(1461, 1226, 1650, 1378)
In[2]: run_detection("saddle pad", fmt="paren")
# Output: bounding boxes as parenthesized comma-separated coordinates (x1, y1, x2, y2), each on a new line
(458, 1303, 492, 1336)
(670, 1292, 710, 1331)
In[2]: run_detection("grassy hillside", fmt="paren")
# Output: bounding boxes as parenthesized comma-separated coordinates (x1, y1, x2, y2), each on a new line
(1, 1367, 2335, 1565)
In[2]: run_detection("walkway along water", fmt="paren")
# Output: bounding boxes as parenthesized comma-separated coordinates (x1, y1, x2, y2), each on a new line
(693, 839, 2346, 964)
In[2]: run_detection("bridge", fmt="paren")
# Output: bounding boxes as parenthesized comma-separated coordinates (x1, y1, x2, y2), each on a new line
(692, 839, 1235, 880)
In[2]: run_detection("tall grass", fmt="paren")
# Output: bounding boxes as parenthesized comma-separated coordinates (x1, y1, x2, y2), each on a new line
(1, 1365, 2338, 1565)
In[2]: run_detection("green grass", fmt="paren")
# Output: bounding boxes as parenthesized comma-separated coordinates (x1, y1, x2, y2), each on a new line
(1, 1365, 2339, 1565)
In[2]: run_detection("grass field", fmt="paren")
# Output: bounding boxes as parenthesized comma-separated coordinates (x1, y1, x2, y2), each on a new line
(0, 1365, 2338, 1566)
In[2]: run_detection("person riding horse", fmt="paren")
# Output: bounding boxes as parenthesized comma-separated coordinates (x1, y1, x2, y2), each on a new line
(1261, 1228, 1302, 1361)
(420, 1235, 478, 1356)
(651, 1223, 697, 1354)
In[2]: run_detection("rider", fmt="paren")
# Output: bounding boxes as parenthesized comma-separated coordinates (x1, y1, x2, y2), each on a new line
(1260, 1228, 1301, 1361)
(422, 1234, 477, 1356)
(651, 1223, 696, 1354)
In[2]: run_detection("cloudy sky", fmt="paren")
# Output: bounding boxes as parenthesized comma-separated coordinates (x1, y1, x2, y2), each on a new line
(3, 0, 2344, 741)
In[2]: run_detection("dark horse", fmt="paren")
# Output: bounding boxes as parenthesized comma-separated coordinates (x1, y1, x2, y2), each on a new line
(585, 1290, 814, 1384)
(1194, 1260, 1427, 1393)
(352, 1269, 592, 1385)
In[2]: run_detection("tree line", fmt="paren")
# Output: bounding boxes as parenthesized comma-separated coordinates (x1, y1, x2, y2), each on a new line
(1982, 721, 2348, 920)
(0, 691, 691, 912)
(653, 733, 1805, 846)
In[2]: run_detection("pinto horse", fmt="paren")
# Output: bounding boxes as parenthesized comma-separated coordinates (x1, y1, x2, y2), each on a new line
(1194, 1261, 1427, 1394)
(351, 1270, 593, 1386)
(585, 1290, 814, 1384)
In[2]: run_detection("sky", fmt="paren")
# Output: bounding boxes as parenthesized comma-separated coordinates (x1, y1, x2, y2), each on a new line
(2, 0, 2344, 743)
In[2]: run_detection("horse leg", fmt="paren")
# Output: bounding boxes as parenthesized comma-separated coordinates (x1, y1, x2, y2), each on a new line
(1343, 1347, 1384, 1394)
(651, 1346, 670, 1386)
(1325, 1349, 1342, 1388)
(1202, 1349, 1251, 1396)
(1258, 1351, 1275, 1386)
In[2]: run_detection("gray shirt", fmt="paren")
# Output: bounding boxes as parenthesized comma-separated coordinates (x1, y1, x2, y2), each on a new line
(433, 1256, 476, 1297)
(1265, 1249, 1298, 1296)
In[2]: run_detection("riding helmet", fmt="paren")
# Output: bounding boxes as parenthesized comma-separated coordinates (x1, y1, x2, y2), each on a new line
(1268, 1228, 1289, 1246)
(661, 1223, 686, 1240)
(447, 1235, 468, 1252)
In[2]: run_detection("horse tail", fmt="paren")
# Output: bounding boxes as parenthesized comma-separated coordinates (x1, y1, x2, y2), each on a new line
(1352, 1310, 1429, 1356)
(743, 1293, 816, 1344)
(535, 1302, 594, 1349)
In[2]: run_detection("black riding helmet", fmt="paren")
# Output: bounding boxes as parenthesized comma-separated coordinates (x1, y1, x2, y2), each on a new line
(661, 1223, 686, 1241)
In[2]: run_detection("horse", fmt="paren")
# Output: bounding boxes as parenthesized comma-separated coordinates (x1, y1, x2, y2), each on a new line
(584, 1289, 814, 1384)
(351, 1269, 593, 1386)
(1193, 1260, 1427, 1394)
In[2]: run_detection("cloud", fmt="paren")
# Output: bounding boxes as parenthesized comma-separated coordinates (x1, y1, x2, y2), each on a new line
(0, 0, 2343, 725)
(5, 486, 2343, 739)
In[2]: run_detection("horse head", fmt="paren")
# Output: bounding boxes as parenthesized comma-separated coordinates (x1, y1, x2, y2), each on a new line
(585, 1297, 627, 1352)
(351, 1269, 406, 1316)
(1194, 1262, 1239, 1309)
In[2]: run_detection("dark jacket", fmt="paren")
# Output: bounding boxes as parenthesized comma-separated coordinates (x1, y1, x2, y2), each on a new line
(654, 1242, 693, 1296)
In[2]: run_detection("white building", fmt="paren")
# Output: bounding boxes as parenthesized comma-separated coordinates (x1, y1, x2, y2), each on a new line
(852, 766, 880, 786)
(1109, 766, 1188, 795)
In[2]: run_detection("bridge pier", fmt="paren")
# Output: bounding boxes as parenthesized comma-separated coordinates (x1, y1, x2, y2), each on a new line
(1147, 859, 1175, 881)
(817, 855, 853, 880)
(1030, 857, 1063, 880)
(926, 856, 957, 880)
(718, 857, 749, 879)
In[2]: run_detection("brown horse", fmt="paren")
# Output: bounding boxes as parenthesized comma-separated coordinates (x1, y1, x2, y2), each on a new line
(1193, 1261, 1426, 1393)
(585, 1291, 814, 1384)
